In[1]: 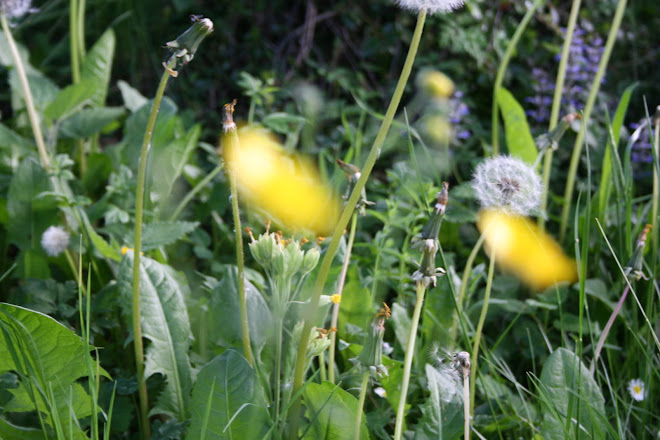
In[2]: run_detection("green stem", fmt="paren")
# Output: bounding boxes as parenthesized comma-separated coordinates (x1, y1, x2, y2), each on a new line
(1, 14, 51, 171)
(168, 164, 223, 221)
(225, 128, 255, 368)
(470, 250, 496, 415)
(463, 366, 470, 440)
(491, 1, 542, 155)
(69, 0, 80, 83)
(77, 0, 86, 59)
(287, 11, 427, 438)
(538, 0, 581, 230)
(393, 281, 427, 440)
(559, 0, 628, 241)
(131, 56, 177, 439)
(328, 211, 358, 384)
(354, 371, 370, 440)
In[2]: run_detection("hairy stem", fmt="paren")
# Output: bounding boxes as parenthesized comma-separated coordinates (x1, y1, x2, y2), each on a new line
(131, 56, 177, 439)
(328, 211, 358, 384)
(393, 281, 427, 440)
(287, 10, 428, 438)
(354, 371, 370, 440)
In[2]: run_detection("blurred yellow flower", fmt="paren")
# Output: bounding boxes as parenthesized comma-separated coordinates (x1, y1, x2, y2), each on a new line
(477, 209, 578, 290)
(417, 70, 455, 99)
(223, 127, 341, 235)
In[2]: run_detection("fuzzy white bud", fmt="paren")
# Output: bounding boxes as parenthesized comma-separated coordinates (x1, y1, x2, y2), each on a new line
(41, 226, 70, 257)
(471, 155, 543, 217)
(393, 0, 465, 14)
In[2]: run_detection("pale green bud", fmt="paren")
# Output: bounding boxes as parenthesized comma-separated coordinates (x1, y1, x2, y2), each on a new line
(301, 247, 320, 275)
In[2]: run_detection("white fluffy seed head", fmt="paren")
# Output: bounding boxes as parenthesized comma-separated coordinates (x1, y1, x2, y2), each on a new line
(0, 0, 37, 19)
(393, 0, 465, 14)
(471, 155, 543, 217)
(41, 226, 70, 257)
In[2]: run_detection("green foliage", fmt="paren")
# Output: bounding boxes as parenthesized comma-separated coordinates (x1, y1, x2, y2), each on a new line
(187, 350, 270, 439)
(497, 87, 537, 164)
(303, 382, 369, 440)
(117, 252, 194, 420)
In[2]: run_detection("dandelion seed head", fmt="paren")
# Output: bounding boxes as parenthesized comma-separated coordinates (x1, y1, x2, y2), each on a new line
(393, 0, 465, 14)
(472, 155, 543, 217)
(41, 226, 70, 257)
(0, 0, 37, 20)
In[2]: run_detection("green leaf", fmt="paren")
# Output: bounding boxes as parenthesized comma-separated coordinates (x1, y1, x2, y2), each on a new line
(8, 71, 59, 114)
(0, 303, 106, 439)
(0, 123, 34, 157)
(186, 350, 270, 440)
(302, 381, 369, 440)
(150, 124, 201, 207)
(337, 266, 372, 340)
(0, 417, 46, 440)
(414, 364, 464, 440)
(262, 112, 307, 134)
(117, 80, 148, 112)
(140, 221, 200, 250)
(208, 266, 272, 349)
(538, 348, 607, 440)
(80, 215, 121, 261)
(7, 159, 59, 252)
(82, 28, 116, 107)
(44, 79, 97, 120)
(59, 106, 125, 138)
(390, 302, 411, 351)
(117, 252, 194, 420)
(497, 87, 537, 164)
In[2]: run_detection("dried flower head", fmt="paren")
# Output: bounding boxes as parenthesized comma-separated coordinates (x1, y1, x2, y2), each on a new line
(472, 155, 543, 217)
(393, 0, 465, 14)
(165, 14, 214, 66)
(41, 226, 70, 257)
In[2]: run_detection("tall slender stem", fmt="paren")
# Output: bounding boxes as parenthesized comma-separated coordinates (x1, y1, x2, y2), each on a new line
(538, 0, 581, 230)
(559, 0, 628, 241)
(69, 0, 80, 84)
(453, 233, 485, 341)
(223, 103, 255, 368)
(470, 249, 495, 415)
(491, 1, 542, 156)
(393, 281, 427, 440)
(328, 212, 358, 384)
(168, 164, 223, 221)
(1, 14, 51, 172)
(131, 56, 177, 439)
(287, 11, 427, 437)
(354, 371, 370, 440)
(591, 285, 629, 372)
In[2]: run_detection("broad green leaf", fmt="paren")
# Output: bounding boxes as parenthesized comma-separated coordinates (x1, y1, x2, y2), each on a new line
(599, 83, 637, 216)
(0, 303, 106, 439)
(208, 266, 272, 349)
(391, 302, 411, 351)
(497, 87, 537, 164)
(82, 152, 113, 194)
(0, 417, 45, 440)
(539, 348, 607, 440)
(337, 266, 372, 340)
(81, 215, 121, 261)
(7, 159, 59, 251)
(150, 124, 201, 206)
(82, 28, 116, 107)
(59, 106, 125, 138)
(117, 79, 148, 112)
(44, 78, 97, 120)
(122, 97, 178, 169)
(186, 350, 270, 440)
(140, 221, 200, 250)
(118, 252, 194, 419)
(8, 70, 59, 116)
(414, 364, 464, 440)
(302, 381, 369, 440)
(262, 112, 307, 134)
(421, 265, 457, 349)
(0, 123, 34, 157)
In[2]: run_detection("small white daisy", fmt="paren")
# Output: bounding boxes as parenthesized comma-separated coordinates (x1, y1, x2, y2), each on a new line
(41, 226, 70, 257)
(627, 378, 646, 402)
(374, 387, 387, 398)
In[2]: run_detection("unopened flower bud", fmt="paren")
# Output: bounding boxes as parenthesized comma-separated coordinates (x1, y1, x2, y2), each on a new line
(301, 246, 320, 275)
(358, 304, 391, 377)
(624, 224, 652, 282)
(411, 182, 449, 249)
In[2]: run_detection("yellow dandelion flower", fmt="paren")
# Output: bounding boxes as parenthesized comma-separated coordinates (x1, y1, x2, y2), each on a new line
(330, 293, 342, 304)
(224, 128, 341, 235)
(417, 70, 455, 98)
(477, 209, 578, 290)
